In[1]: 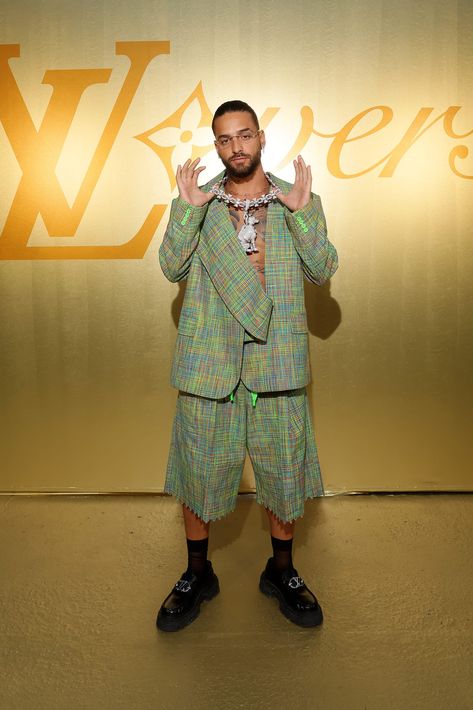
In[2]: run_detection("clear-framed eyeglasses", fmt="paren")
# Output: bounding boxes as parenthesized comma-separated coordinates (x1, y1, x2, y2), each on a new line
(214, 130, 262, 148)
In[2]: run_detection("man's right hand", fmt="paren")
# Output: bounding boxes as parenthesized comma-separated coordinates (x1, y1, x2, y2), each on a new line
(176, 158, 214, 207)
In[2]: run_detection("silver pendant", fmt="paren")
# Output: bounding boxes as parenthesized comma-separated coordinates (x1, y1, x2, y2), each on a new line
(237, 209, 259, 254)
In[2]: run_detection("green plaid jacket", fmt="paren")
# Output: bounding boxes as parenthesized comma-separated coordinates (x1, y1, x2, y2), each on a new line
(159, 172, 338, 398)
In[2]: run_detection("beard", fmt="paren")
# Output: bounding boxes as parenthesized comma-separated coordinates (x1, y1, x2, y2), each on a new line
(220, 146, 262, 180)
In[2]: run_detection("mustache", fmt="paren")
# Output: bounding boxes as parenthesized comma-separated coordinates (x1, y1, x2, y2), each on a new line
(230, 153, 249, 160)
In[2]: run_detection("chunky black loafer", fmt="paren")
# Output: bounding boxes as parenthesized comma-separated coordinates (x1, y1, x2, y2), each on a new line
(156, 560, 219, 632)
(259, 558, 323, 628)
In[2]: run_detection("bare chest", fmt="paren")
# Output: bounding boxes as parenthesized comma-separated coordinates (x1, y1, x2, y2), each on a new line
(228, 204, 268, 289)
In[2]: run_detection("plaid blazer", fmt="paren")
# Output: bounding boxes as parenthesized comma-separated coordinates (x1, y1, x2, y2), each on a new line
(159, 172, 338, 398)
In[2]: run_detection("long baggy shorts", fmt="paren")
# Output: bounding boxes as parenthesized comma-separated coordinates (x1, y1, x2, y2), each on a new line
(164, 381, 324, 523)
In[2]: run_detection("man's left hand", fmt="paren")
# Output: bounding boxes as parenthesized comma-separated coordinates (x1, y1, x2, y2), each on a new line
(278, 155, 312, 212)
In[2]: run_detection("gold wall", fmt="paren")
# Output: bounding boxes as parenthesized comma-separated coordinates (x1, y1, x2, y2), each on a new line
(0, 0, 472, 492)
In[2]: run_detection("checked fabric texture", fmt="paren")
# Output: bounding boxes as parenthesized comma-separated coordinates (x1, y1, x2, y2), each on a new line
(159, 172, 339, 399)
(159, 171, 338, 520)
(164, 382, 324, 523)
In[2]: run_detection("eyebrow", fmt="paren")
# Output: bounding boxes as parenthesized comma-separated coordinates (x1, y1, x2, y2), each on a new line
(216, 128, 253, 139)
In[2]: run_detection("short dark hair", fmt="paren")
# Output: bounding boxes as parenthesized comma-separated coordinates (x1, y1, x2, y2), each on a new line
(212, 100, 259, 134)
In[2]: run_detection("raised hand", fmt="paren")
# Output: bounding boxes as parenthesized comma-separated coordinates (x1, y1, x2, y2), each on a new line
(278, 155, 312, 212)
(176, 158, 214, 207)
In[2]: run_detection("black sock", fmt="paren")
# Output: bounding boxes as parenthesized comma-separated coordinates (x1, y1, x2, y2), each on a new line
(186, 537, 209, 578)
(271, 535, 294, 573)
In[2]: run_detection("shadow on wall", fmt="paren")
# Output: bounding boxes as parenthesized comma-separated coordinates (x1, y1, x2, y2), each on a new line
(171, 280, 187, 329)
(171, 278, 342, 339)
(304, 279, 341, 340)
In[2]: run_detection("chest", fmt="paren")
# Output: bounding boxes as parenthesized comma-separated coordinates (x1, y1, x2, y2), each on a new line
(227, 204, 268, 288)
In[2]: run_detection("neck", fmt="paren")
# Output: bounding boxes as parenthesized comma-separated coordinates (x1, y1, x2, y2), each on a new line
(225, 165, 269, 197)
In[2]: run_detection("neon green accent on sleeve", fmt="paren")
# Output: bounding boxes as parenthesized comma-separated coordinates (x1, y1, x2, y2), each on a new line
(180, 207, 191, 226)
(251, 392, 258, 407)
(230, 391, 234, 403)
(295, 213, 309, 232)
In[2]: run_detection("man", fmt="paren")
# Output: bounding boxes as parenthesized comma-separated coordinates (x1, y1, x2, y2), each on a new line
(157, 100, 338, 632)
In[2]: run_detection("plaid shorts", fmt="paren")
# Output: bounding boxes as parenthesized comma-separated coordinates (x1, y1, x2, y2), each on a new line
(164, 381, 324, 523)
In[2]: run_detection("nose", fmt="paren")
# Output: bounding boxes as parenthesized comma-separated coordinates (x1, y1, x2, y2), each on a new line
(229, 135, 244, 152)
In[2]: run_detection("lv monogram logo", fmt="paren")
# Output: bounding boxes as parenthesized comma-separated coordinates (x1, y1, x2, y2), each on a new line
(1, 40, 471, 261)
(0, 41, 169, 260)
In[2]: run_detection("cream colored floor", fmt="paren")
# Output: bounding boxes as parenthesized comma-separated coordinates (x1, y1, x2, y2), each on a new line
(1, 494, 472, 710)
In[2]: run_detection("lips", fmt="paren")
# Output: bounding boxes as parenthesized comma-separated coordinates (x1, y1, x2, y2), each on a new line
(231, 155, 249, 162)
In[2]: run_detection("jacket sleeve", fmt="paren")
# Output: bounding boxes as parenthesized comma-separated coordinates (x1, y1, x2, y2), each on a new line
(159, 197, 209, 282)
(284, 193, 338, 285)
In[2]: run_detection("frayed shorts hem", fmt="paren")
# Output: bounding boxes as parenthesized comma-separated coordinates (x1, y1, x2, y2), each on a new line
(163, 382, 324, 524)
(163, 484, 238, 523)
(164, 484, 324, 524)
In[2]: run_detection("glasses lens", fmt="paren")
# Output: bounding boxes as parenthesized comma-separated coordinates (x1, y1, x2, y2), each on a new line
(217, 131, 258, 147)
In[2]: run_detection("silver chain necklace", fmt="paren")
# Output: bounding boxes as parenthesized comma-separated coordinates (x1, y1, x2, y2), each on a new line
(211, 173, 281, 254)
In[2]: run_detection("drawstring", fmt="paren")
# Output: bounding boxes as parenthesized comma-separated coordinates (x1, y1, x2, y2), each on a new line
(229, 389, 258, 407)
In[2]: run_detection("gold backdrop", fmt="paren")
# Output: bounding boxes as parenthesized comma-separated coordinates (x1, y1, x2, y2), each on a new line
(0, 0, 472, 493)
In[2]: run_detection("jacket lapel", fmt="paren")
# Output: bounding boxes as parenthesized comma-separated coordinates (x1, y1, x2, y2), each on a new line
(262, 175, 293, 290)
(262, 198, 278, 293)
(197, 197, 273, 342)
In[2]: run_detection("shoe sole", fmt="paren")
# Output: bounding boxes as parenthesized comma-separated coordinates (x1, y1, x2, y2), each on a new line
(156, 576, 220, 632)
(259, 574, 323, 628)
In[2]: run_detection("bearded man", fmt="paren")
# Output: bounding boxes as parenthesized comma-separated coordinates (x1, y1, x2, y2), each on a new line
(156, 99, 338, 632)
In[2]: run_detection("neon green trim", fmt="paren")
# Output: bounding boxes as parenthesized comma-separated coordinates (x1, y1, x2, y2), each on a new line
(230, 392, 234, 403)
(180, 207, 191, 226)
(251, 392, 258, 407)
(296, 214, 309, 232)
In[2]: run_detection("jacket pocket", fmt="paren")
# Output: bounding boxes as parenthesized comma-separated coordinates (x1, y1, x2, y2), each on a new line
(177, 314, 197, 336)
(291, 312, 308, 333)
